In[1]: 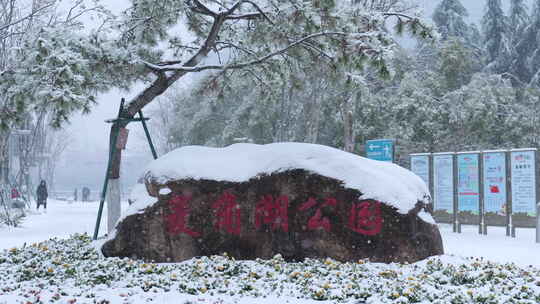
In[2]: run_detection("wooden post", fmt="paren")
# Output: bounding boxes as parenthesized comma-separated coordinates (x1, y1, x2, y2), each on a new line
(506, 150, 512, 237)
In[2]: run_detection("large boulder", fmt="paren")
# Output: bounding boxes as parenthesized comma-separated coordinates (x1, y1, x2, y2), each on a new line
(102, 143, 443, 263)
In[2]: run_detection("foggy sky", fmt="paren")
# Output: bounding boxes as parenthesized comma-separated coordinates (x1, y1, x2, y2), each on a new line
(55, 0, 533, 193)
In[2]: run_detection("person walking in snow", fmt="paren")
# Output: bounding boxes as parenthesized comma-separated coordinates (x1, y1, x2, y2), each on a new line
(82, 187, 90, 202)
(10, 187, 20, 199)
(36, 180, 48, 211)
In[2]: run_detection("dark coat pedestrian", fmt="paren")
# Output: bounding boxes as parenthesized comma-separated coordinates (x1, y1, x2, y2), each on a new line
(82, 187, 90, 202)
(36, 180, 48, 210)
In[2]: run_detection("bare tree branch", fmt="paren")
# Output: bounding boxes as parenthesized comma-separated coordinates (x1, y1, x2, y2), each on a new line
(225, 0, 246, 15)
(224, 12, 261, 20)
(65, 6, 102, 24)
(143, 31, 351, 73)
(125, 13, 229, 116)
(216, 40, 256, 55)
(65, 0, 84, 22)
(227, 0, 273, 24)
(189, 0, 217, 17)
(0, 2, 53, 32)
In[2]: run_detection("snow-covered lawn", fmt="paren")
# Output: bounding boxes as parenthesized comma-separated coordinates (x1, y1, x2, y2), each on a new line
(0, 200, 110, 250)
(440, 224, 540, 268)
(0, 200, 539, 303)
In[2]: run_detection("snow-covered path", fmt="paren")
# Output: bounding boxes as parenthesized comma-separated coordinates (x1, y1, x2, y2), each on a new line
(0, 200, 110, 249)
(1, 201, 539, 267)
(440, 223, 540, 267)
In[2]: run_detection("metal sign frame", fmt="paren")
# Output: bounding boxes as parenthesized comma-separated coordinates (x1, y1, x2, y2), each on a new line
(93, 99, 159, 240)
(508, 148, 538, 239)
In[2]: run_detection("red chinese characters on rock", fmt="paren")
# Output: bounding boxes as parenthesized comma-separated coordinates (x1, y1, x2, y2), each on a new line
(298, 197, 338, 232)
(212, 192, 242, 235)
(348, 200, 382, 236)
(255, 195, 289, 232)
(165, 195, 201, 237)
(165, 192, 383, 237)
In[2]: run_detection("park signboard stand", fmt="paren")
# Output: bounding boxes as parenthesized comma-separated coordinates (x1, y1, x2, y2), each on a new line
(409, 148, 540, 243)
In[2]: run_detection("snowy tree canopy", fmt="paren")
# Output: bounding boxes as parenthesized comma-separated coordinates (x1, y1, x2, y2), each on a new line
(437, 38, 473, 91)
(0, 26, 152, 128)
(0, 0, 129, 129)
(0, 0, 433, 130)
(432, 0, 469, 41)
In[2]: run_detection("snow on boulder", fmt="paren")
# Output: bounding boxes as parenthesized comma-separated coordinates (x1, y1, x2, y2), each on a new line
(102, 143, 443, 263)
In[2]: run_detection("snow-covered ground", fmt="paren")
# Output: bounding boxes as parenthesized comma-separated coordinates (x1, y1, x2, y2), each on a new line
(0, 199, 114, 250)
(439, 223, 540, 268)
(0, 200, 539, 303)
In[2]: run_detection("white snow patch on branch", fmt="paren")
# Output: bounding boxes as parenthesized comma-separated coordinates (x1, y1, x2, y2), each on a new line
(159, 188, 172, 195)
(418, 210, 436, 224)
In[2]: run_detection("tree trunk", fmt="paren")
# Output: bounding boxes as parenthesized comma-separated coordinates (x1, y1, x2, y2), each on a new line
(107, 123, 124, 233)
(107, 178, 121, 233)
(102, 14, 231, 231)
(18, 136, 27, 187)
(108, 14, 227, 168)
(343, 96, 355, 153)
(0, 131, 9, 185)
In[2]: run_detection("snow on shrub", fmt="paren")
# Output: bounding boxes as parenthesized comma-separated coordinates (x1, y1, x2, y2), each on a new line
(0, 234, 539, 303)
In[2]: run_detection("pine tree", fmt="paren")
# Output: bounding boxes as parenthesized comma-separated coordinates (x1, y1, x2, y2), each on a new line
(528, 0, 540, 86)
(432, 0, 469, 41)
(482, 0, 508, 72)
(438, 38, 473, 91)
(508, 0, 529, 84)
(468, 23, 484, 72)
(509, 0, 529, 37)
(514, 0, 540, 85)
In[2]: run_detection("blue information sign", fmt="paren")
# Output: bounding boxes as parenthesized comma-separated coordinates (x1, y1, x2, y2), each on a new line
(366, 139, 394, 162)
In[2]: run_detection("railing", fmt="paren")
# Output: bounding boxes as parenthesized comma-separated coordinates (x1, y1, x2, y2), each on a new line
(51, 190, 130, 202)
